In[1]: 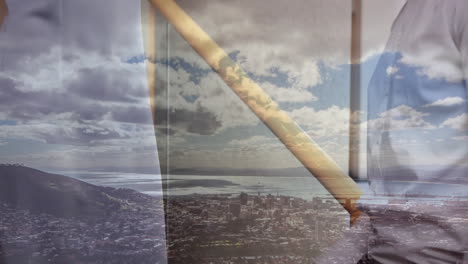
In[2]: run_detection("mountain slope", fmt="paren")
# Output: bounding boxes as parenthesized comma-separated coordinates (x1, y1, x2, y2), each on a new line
(0, 165, 128, 220)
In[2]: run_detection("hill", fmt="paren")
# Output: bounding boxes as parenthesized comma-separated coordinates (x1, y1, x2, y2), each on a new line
(0, 165, 139, 220)
(0, 165, 166, 263)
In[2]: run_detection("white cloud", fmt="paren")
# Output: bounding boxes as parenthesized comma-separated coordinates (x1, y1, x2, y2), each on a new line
(399, 53, 465, 83)
(209, 106, 360, 171)
(261, 82, 317, 103)
(441, 114, 468, 131)
(163, 0, 353, 103)
(178, 0, 352, 63)
(453, 135, 468, 141)
(289, 105, 352, 138)
(386, 66, 399, 76)
(368, 105, 435, 131)
(174, 0, 405, 68)
(0, 1, 163, 170)
(161, 68, 260, 133)
(1, 0, 408, 171)
(423, 97, 466, 107)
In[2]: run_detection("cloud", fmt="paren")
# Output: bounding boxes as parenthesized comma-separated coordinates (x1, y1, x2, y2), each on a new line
(386, 1, 466, 83)
(160, 0, 355, 97)
(145, 1, 404, 137)
(441, 114, 468, 131)
(111, 106, 153, 124)
(177, 0, 404, 65)
(152, 65, 260, 135)
(423, 97, 466, 107)
(153, 106, 222, 136)
(386, 66, 399, 76)
(220, 106, 360, 171)
(289, 105, 351, 138)
(168, 0, 407, 89)
(0, 0, 408, 172)
(0, 116, 158, 147)
(261, 82, 317, 103)
(0, 0, 166, 171)
(0, 51, 152, 124)
(288, 106, 362, 170)
(68, 67, 147, 103)
(453, 135, 468, 141)
(368, 105, 435, 131)
(399, 54, 465, 83)
(1, 0, 144, 71)
(0, 1, 160, 147)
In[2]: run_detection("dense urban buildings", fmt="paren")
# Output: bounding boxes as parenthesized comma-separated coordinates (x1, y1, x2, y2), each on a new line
(165, 193, 350, 264)
(2, 166, 468, 263)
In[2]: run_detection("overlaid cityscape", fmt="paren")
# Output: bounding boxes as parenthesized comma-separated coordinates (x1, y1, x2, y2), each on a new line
(1, 0, 468, 263)
(2, 164, 468, 263)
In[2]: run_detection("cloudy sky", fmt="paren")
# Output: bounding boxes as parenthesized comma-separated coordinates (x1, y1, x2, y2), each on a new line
(1, 0, 465, 181)
(150, 0, 406, 175)
(0, 0, 158, 171)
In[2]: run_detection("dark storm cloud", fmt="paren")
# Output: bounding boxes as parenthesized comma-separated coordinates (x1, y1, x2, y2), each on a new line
(149, 65, 229, 135)
(154, 106, 222, 136)
(68, 67, 147, 103)
(28, 1, 60, 23)
(0, 76, 138, 145)
(111, 106, 153, 124)
(0, 0, 148, 105)
(0, 1, 164, 172)
(1, 0, 141, 70)
(0, 77, 26, 104)
(1, 0, 62, 72)
(0, 76, 108, 121)
(0, 77, 60, 120)
(0, 1, 152, 131)
(0, 75, 153, 126)
(0, 0, 223, 146)
(59, 1, 142, 55)
(0, 0, 148, 128)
